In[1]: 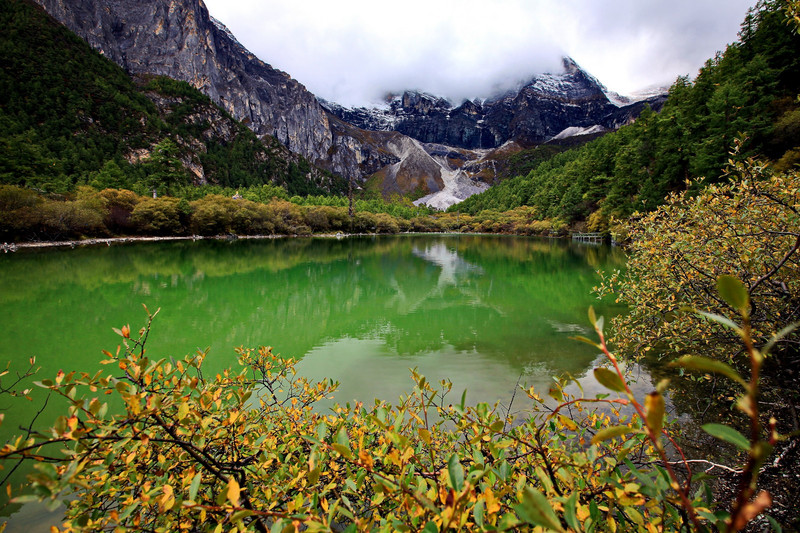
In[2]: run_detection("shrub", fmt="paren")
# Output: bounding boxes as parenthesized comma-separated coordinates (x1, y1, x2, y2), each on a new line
(303, 205, 351, 233)
(351, 211, 378, 233)
(268, 199, 307, 235)
(410, 216, 444, 233)
(1, 294, 787, 532)
(599, 154, 800, 363)
(304, 206, 332, 232)
(190, 195, 238, 235)
(37, 199, 106, 239)
(0, 185, 42, 241)
(373, 212, 400, 234)
(232, 201, 275, 235)
(97, 188, 142, 233)
(130, 197, 185, 235)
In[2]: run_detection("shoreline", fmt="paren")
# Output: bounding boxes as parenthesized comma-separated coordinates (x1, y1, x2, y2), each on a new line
(1, 231, 576, 253)
(0, 234, 353, 252)
(0, 232, 457, 252)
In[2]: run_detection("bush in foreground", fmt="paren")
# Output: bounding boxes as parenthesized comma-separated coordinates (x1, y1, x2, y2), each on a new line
(1, 278, 793, 531)
(598, 151, 800, 368)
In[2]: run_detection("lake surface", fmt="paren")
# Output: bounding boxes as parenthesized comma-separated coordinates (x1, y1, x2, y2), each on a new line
(0, 234, 626, 526)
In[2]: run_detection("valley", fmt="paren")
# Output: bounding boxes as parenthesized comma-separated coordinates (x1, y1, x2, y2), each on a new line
(1, 0, 799, 530)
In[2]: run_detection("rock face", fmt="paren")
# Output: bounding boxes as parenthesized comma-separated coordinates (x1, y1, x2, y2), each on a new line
(31, 0, 374, 184)
(322, 58, 666, 150)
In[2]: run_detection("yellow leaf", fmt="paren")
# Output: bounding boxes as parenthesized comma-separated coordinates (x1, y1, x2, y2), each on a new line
(418, 428, 432, 445)
(226, 478, 240, 507)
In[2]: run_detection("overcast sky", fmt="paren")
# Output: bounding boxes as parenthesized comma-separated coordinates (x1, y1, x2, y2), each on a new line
(202, 0, 756, 107)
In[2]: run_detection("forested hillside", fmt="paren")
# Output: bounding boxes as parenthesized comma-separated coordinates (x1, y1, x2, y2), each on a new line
(453, 0, 800, 227)
(0, 0, 346, 197)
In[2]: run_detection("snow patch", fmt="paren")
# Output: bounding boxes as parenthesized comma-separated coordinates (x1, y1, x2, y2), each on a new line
(413, 154, 490, 211)
(551, 125, 607, 140)
(604, 85, 670, 107)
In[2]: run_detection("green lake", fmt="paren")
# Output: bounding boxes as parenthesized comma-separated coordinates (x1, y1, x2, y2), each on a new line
(0, 234, 627, 527)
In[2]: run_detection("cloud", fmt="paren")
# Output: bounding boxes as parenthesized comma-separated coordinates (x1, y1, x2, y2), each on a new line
(203, 0, 755, 106)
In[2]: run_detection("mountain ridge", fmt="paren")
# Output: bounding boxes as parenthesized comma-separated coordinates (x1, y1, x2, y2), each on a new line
(321, 58, 667, 151)
(30, 0, 665, 208)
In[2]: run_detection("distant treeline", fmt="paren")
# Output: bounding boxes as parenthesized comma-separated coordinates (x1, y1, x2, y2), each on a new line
(0, 185, 569, 242)
(453, 0, 800, 230)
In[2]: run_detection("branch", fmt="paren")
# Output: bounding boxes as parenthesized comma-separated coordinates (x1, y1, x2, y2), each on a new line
(749, 234, 800, 294)
(667, 459, 743, 474)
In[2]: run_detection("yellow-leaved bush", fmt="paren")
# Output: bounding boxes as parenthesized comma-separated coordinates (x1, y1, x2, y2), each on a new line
(1, 306, 725, 532)
(598, 154, 800, 363)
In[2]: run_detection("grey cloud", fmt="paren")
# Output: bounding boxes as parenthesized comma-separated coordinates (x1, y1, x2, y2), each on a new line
(204, 0, 755, 106)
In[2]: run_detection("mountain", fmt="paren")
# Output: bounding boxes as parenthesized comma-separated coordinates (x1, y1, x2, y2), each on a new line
(453, 2, 800, 224)
(321, 58, 667, 150)
(0, 0, 347, 196)
(29, 0, 391, 186)
(30, 0, 664, 209)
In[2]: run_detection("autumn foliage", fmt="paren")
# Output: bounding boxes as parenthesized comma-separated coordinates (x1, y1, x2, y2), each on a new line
(1, 278, 793, 532)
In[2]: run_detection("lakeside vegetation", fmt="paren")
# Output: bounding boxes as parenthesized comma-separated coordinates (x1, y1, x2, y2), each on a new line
(0, 184, 571, 242)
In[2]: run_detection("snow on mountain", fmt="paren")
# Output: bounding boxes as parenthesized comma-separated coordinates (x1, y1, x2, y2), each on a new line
(551, 125, 608, 141)
(604, 85, 671, 107)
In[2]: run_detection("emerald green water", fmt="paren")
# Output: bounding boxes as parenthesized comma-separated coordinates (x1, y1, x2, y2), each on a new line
(0, 234, 625, 526)
(0, 235, 624, 406)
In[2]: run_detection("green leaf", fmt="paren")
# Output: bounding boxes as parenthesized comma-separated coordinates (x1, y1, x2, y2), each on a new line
(702, 423, 750, 450)
(316, 421, 327, 442)
(591, 425, 634, 444)
(762, 322, 800, 355)
(548, 384, 563, 402)
(422, 521, 438, 533)
(498, 513, 521, 530)
(188, 473, 201, 501)
(473, 499, 485, 528)
(516, 487, 565, 532)
(332, 443, 352, 459)
(767, 515, 783, 533)
(672, 355, 747, 387)
(336, 428, 350, 448)
(696, 310, 742, 335)
(230, 510, 255, 523)
(177, 402, 190, 421)
(489, 420, 504, 433)
(593, 367, 626, 393)
(564, 492, 579, 530)
(717, 275, 749, 313)
(447, 454, 464, 492)
(118, 501, 139, 521)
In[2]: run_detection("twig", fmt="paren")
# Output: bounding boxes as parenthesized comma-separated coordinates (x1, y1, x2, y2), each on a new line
(667, 459, 743, 474)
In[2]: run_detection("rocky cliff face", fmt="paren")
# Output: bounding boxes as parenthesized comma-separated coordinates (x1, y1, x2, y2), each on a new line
(323, 58, 666, 150)
(32, 0, 379, 185)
